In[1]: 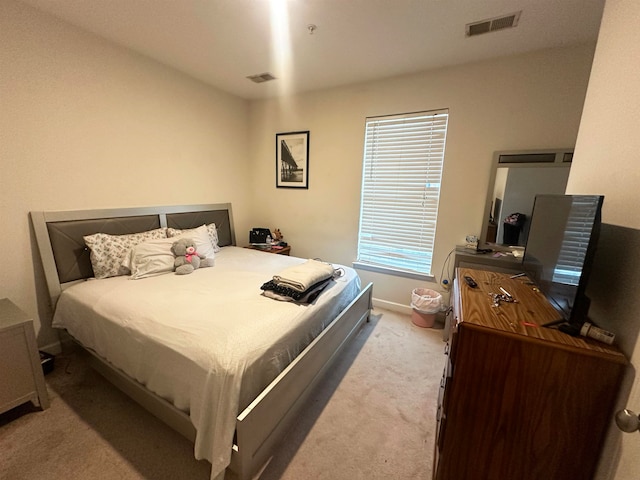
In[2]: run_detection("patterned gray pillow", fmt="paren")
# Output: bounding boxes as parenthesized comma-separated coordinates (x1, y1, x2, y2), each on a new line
(167, 223, 220, 252)
(84, 228, 167, 279)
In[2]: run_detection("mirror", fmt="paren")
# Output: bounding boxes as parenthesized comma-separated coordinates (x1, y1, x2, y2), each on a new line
(481, 149, 573, 247)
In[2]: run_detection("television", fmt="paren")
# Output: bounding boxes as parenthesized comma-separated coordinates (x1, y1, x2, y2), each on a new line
(522, 194, 604, 327)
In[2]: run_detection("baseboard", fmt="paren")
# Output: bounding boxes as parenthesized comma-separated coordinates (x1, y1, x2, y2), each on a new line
(373, 298, 447, 332)
(41, 330, 76, 355)
(372, 298, 412, 315)
(39, 340, 62, 355)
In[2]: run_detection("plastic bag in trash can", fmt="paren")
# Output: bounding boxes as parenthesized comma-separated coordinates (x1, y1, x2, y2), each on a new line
(411, 288, 443, 314)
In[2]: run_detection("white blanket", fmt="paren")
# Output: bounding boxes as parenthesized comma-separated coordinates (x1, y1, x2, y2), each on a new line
(52, 247, 361, 479)
(272, 258, 335, 292)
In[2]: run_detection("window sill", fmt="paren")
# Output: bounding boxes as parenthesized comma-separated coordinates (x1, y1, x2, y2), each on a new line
(352, 262, 435, 282)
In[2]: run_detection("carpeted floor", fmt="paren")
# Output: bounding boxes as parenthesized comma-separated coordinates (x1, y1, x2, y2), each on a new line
(0, 308, 446, 480)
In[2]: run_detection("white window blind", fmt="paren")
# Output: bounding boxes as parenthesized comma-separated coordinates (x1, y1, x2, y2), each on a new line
(357, 109, 449, 276)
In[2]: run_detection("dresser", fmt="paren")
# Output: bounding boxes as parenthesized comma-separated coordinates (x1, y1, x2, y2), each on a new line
(434, 268, 627, 480)
(0, 298, 50, 414)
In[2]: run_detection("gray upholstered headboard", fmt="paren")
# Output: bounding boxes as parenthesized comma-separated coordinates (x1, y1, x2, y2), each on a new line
(31, 203, 236, 307)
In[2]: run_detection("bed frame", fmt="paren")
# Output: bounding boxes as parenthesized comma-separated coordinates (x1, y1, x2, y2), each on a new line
(30, 203, 372, 480)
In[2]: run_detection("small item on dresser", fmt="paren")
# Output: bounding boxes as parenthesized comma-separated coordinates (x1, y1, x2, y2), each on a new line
(463, 276, 478, 288)
(499, 287, 513, 298)
(489, 291, 518, 308)
(580, 322, 615, 345)
(465, 235, 478, 249)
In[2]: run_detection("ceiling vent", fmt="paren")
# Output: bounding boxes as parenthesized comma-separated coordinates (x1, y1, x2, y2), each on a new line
(466, 11, 521, 37)
(246, 72, 277, 84)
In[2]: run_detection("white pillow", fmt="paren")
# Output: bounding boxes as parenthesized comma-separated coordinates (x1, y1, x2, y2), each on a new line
(125, 238, 176, 280)
(167, 223, 220, 252)
(122, 225, 215, 279)
(84, 228, 167, 279)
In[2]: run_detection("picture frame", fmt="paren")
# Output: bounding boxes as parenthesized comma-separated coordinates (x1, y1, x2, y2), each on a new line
(276, 131, 309, 189)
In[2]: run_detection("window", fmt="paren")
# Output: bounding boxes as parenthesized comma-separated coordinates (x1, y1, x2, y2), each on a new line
(356, 109, 449, 278)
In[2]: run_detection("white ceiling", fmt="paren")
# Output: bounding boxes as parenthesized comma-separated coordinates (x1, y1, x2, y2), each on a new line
(19, 0, 606, 100)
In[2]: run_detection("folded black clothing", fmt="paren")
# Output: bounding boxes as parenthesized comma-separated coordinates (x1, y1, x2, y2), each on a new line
(261, 277, 332, 301)
(262, 279, 331, 304)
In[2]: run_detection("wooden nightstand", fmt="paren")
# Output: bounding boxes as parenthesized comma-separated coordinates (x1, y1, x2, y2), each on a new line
(245, 245, 291, 256)
(0, 298, 50, 414)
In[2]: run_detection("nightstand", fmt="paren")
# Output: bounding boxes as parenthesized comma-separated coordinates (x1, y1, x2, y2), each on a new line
(0, 298, 50, 414)
(246, 245, 291, 256)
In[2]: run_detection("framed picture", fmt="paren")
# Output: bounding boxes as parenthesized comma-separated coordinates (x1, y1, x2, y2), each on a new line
(276, 131, 309, 189)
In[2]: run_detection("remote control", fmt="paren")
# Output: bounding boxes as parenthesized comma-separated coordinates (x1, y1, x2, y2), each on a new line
(464, 276, 478, 288)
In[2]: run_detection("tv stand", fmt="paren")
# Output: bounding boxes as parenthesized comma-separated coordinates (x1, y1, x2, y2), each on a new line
(434, 268, 627, 480)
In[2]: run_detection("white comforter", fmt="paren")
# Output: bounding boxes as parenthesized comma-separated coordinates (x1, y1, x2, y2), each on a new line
(52, 247, 361, 479)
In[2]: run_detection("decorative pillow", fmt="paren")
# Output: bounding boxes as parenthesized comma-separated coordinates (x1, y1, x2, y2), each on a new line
(123, 238, 176, 280)
(167, 223, 220, 252)
(84, 228, 167, 279)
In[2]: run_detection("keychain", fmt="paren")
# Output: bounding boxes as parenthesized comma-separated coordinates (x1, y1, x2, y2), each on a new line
(489, 287, 518, 308)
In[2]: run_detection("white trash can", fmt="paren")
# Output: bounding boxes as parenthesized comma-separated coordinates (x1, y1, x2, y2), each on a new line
(410, 288, 443, 328)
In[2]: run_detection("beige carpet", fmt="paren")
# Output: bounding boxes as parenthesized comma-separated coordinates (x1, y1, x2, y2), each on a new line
(0, 309, 445, 480)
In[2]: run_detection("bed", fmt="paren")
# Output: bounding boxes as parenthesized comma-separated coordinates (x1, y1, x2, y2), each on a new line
(30, 203, 373, 480)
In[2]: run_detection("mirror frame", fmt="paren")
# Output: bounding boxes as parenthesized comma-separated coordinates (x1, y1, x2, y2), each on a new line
(480, 148, 574, 248)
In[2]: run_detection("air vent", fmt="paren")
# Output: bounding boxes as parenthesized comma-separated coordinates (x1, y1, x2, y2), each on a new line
(466, 11, 521, 37)
(246, 72, 277, 84)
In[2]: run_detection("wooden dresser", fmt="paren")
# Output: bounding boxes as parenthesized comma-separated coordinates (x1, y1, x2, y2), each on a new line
(433, 268, 627, 480)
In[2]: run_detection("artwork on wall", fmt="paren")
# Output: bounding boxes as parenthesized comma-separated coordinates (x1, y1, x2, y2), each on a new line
(276, 131, 309, 189)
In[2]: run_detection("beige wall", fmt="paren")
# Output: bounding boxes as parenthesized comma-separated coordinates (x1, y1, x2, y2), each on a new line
(568, 0, 640, 229)
(248, 44, 595, 309)
(0, 0, 251, 349)
(568, 0, 640, 478)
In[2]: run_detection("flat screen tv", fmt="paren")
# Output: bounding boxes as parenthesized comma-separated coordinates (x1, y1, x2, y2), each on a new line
(522, 194, 604, 326)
